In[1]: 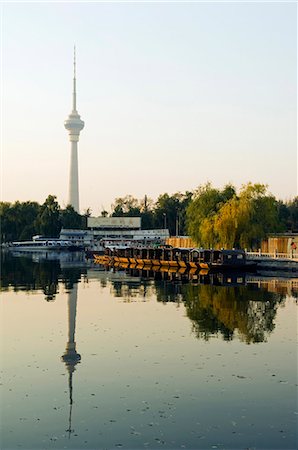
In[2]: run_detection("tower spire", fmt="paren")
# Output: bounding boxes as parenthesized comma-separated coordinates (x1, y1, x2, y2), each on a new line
(73, 46, 77, 113)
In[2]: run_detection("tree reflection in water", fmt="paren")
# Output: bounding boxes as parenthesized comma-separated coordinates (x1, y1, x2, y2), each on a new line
(182, 284, 286, 343)
(0, 251, 83, 300)
(1, 252, 296, 343)
(106, 269, 291, 344)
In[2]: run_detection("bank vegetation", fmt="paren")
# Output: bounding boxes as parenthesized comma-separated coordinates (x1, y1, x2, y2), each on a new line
(1, 183, 297, 250)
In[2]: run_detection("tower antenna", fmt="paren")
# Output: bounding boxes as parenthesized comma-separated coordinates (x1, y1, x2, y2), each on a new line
(73, 45, 77, 112)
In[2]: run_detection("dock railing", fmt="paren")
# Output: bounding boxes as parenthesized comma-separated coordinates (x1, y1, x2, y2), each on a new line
(246, 250, 298, 261)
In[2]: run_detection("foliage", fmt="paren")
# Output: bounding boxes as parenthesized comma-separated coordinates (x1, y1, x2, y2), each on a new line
(0, 201, 40, 242)
(111, 195, 141, 217)
(186, 182, 284, 249)
(110, 192, 192, 235)
(0, 196, 87, 242)
(186, 182, 236, 246)
(1, 251, 81, 301)
(183, 283, 285, 343)
(60, 205, 83, 230)
(80, 207, 92, 229)
(0, 184, 296, 247)
(153, 191, 192, 235)
(35, 195, 61, 237)
(285, 197, 298, 231)
(111, 194, 153, 227)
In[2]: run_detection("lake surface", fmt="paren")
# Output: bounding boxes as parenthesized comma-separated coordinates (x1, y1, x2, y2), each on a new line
(1, 252, 297, 450)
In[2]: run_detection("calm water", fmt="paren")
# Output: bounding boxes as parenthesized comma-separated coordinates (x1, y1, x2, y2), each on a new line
(1, 252, 297, 450)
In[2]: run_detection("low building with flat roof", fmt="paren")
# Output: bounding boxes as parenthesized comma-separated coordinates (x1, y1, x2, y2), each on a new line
(261, 233, 298, 254)
(60, 216, 169, 248)
(87, 217, 141, 230)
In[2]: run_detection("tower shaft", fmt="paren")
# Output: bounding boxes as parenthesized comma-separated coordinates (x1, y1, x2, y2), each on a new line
(69, 142, 79, 213)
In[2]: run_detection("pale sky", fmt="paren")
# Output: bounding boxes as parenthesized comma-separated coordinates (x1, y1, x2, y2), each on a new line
(1, 1, 297, 215)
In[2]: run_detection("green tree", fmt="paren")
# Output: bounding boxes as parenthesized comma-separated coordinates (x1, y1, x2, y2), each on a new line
(140, 195, 154, 229)
(153, 192, 191, 235)
(35, 195, 61, 237)
(286, 197, 298, 231)
(109, 192, 191, 234)
(0, 201, 40, 242)
(174, 191, 193, 236)
(18, 201, 41, 240)
(199, 215, 217, 248)
(111, 195, 141, 217)
(213, 198, 239, 248)
(186, 182, 235, 246)
(232, 183, 283, 249)
(153, 193, 179, 235)
(0, 202, 15, 242)
(60, 205, 83, 229)
(186, 182, 283, 249)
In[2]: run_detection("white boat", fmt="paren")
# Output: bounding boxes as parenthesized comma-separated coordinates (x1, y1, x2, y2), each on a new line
(5, 235, 83, 252)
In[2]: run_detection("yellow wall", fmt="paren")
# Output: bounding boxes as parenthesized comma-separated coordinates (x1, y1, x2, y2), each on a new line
(261, 235, 298, 254)
(166, 237, 196, 248)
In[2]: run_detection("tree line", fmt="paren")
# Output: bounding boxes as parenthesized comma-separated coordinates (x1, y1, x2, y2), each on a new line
(0, 195, 86, 242)
(1, 183, 297, 249)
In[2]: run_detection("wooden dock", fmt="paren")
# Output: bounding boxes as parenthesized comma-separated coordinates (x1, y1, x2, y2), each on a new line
(246, 252, 298, 271)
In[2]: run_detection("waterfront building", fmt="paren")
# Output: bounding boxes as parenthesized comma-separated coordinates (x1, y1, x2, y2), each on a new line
(87, 216, 169, 243)
(60, 216, 169, 248)
(261, 232, 298, 254)
(64, 48, 84, 212)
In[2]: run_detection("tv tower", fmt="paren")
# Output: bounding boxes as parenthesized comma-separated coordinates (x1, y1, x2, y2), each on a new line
(64, 47, 84, 212)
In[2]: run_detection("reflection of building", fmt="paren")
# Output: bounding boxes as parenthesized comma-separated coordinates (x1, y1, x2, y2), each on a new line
(61, 284, 81, 437)
(246, 275, 298, 297)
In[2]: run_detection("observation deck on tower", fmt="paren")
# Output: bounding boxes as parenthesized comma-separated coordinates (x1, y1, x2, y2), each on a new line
(64, 48, 84, 141)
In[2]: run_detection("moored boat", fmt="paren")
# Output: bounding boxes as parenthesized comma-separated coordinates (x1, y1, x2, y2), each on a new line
(93, 245, 256, 272)
(4, 235, 83, 252)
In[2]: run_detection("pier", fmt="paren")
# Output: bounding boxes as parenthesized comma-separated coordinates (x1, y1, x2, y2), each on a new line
(246, 251, 298, 271)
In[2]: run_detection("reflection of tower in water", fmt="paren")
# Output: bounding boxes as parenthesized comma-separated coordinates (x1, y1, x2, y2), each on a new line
(61, 283, 81, 438)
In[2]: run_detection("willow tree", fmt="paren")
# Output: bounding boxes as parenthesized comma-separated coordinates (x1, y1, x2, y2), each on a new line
(236, 183, 283, 249)
(187, 183, 283, 249)
(213, 198, 240, 249)
(214, 184, 282, 249)
(186, 182, 235, 246)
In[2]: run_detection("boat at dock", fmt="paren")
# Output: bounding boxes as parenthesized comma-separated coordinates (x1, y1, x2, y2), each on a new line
(92, 245, 256, 272)
(4, 235, 84, 252)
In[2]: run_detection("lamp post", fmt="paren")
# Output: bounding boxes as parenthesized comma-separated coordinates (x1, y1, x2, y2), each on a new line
(176, 214, 179, 237)
(163, 213, 166, 230)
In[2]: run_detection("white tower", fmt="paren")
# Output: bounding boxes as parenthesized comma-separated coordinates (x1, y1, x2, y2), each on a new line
(64, 48, 84, 212)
